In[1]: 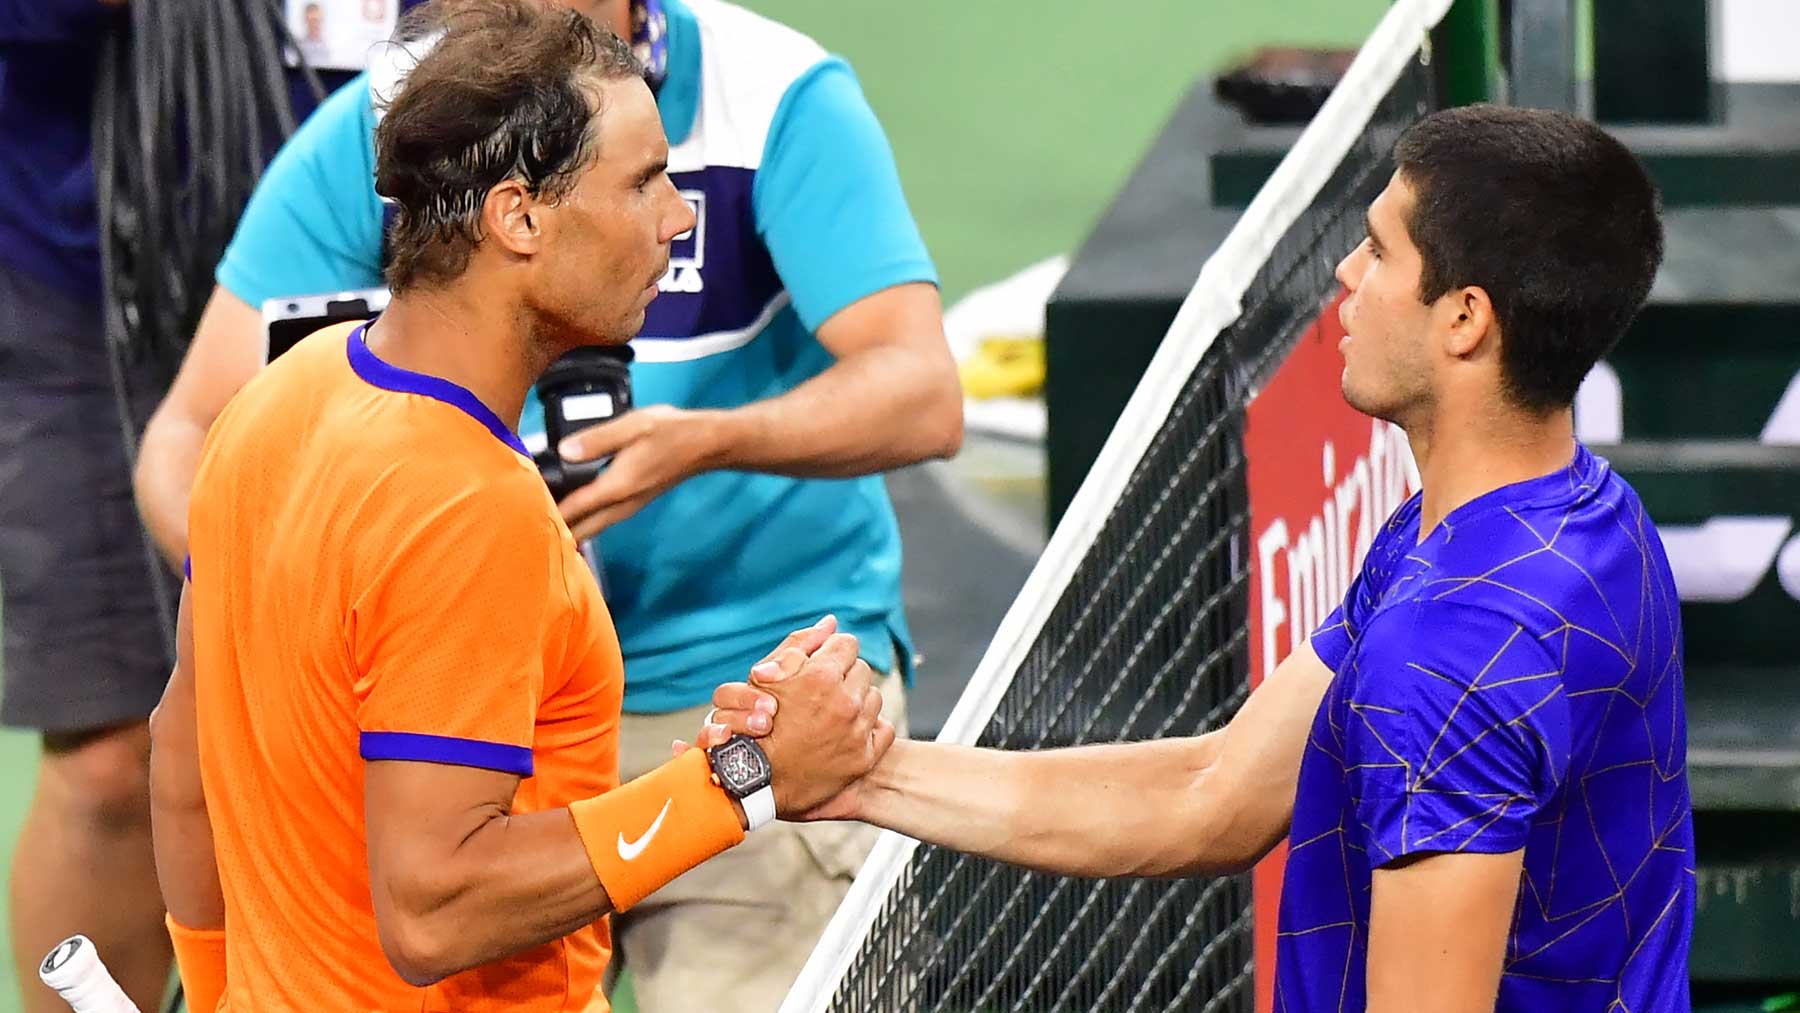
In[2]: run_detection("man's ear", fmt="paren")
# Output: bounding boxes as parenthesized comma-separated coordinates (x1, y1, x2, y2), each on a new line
(1442, 284, 1497, 359)
(482, 179, 542, 257)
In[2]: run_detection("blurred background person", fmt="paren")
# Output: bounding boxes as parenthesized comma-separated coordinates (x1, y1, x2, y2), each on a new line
(298, 3, 330, 66)
(0, 1, 175, 1009)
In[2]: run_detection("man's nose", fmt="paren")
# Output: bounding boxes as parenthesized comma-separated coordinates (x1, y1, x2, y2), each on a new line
(665, 198, 697, 244)
(1334, 247, 1362, 291)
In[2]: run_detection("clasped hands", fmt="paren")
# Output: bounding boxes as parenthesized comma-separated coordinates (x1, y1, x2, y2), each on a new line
(675, 615, 895, 822)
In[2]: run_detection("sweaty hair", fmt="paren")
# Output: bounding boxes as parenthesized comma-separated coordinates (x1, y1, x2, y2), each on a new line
(1393, 105, 1663, 413)
(374, 0, 641, 293)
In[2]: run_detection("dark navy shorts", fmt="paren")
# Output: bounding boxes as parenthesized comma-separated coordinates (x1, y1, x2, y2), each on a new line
(0, 260, 174, 733)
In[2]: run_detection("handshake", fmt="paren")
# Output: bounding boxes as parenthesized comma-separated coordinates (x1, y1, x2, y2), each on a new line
(676, 615, 896, 823)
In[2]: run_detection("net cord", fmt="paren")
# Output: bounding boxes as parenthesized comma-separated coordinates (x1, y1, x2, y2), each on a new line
(779, 1, 1454, 1009)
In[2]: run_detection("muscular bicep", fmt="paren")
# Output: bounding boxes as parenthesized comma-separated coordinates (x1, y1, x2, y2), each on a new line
(1367, 849, 1524, 1012)
(813, 281, 947, 361)
(363, 761, 520, 929)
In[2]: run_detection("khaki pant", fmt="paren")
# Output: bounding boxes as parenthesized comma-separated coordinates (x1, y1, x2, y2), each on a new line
(606, 671, 906, 1013)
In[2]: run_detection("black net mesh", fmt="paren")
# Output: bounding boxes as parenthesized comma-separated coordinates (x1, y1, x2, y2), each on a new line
(815, 44, 1437, 1013)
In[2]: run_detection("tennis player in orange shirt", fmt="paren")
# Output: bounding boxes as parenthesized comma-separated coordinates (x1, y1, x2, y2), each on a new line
(145, 3, 893, 1010)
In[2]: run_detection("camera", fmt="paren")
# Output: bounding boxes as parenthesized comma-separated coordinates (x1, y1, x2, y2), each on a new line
(534, 344, 635, 500)
(261, 288, 390, 363)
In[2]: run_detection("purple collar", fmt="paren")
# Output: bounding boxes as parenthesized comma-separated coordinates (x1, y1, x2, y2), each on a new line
(345, 323, 530, 459)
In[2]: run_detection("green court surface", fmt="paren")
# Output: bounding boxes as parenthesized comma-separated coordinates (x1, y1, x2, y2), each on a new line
(0, 2, 1396, 1009)
(0, 730, 31, 1007)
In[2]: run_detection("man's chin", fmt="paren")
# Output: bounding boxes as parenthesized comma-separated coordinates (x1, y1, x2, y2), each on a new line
(560, 318, 641, 351)
(1340, 377, 1393, 423)
(591, 312, 645, 349)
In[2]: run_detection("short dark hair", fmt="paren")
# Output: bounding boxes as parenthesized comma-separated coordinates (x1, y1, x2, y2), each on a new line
(1393, 105, 1663, 412)
(374, 0, 641, 293)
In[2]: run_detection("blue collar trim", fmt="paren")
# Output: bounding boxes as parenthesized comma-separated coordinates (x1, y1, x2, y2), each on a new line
(345, 323, 531, 459)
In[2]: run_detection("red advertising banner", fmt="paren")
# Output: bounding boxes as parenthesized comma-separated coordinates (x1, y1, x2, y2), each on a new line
(1242, 291, 1418, 1013)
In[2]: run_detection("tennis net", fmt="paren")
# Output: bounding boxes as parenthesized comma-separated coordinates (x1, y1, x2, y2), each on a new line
(780, 1, 1454, 1010)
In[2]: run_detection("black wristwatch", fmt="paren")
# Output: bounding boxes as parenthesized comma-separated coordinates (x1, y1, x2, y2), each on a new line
(707, 735, 775, 831)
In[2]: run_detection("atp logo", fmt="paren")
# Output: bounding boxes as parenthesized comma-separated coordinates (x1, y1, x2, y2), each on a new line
(659, 189, 706, 294)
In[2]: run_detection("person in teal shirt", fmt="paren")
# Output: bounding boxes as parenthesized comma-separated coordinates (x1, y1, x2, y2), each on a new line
(133, 1, 963, 1007)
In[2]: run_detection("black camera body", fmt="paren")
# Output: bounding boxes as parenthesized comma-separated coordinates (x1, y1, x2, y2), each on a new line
(535, 344, 634, 500)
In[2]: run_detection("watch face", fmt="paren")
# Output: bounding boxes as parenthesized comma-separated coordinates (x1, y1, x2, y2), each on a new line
(713, 737, 772, 795)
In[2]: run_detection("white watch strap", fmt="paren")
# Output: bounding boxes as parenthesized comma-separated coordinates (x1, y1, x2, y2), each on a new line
(741, 785, 776, 832)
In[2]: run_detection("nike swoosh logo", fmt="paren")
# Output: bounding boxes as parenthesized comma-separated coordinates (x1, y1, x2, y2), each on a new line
(616, 798, 673, 861)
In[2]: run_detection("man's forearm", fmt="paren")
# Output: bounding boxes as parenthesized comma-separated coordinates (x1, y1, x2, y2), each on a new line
(849, 646, 1336, 878)
(149, 586, 226, 927)
(856, 735, 1258, 878)
(377, 780, 748, 984)
(149, 743, 226, 930)
(707, 340, 961, 478)
(134, 410, 206, 570)
(150, 795, 225, 930)
(379, 808, 617, 980)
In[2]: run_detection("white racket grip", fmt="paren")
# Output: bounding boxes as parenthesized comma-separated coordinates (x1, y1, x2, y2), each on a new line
(39, 936, 140, 1013)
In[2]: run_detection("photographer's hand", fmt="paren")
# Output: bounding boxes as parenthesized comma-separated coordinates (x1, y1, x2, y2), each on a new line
(556, 406, 725, 540)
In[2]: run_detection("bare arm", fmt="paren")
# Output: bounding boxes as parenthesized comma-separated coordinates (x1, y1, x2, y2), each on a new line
(709, 640, 1336, 878)
(706, 281, 962, 475)
(858, 643, 1333, 876)
(135, 287, 265, 568)
(856, 736, 1229, 878)
(148, 584, 225, 929)
(362, 761, 623, 986)
(1366, 850, 1523, 1011)
(556, 282, 963, 538)
(365, 625, 889, 986)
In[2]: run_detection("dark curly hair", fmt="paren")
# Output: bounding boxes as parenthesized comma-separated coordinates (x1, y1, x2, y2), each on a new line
(373, 0, 641, 293)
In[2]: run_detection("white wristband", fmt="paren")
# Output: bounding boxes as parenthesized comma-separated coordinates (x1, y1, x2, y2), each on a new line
(741, 785, 776, 832)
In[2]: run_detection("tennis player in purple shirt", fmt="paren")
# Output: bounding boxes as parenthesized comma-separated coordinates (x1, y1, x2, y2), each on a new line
(707, 104, 1692, 1012)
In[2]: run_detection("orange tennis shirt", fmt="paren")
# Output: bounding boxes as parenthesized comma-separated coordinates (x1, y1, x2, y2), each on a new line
(186, 321, 621, 1011)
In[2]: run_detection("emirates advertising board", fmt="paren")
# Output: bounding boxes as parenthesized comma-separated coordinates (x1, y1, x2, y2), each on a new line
(1243, 290, 1419, 1012)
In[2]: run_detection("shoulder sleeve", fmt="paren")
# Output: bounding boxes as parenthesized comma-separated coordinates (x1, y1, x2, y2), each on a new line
(1344, 600, 1570, 866)
(215, 74, 386, 307)
(348, 472, 566, 777)
(751, 57, 937, 333)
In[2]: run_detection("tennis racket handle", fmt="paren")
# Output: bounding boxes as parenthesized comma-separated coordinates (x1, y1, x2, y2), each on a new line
(39, 936, 141, 1013)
